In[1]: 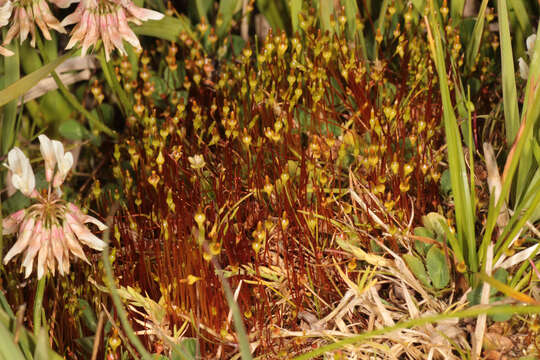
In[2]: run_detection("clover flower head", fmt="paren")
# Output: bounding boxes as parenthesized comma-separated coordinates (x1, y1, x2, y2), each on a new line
(62, 0, 164, 60)
(3, 0, 66, 49)
(2, 135, 107, 280)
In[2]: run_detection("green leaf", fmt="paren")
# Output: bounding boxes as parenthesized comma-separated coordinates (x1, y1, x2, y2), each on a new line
(426, 246, 450, 289)
(497, 0, 520, 146)
(414, 226, 435, 239)
(33, 328, 49, 360)
(427, 3, 477, 272)
(256, 0, 288, 32)
(440, 169, 452, 195)
(343, 0, 359, 41)
(421, 212, 447, 241)
(0, 321, 25, 360)
(1, 40, 19, 156)
(195, 0, 213, 22)
(403, 254, 432, 288)
(59, 120, 88, 140)
(78, 299, 97, 332)
(319, 0, 334, 34)
(289, 0, 302, 34)
(171, 338, 198, 360)
(0, 51, 71, 108)
(133, 15, 194, 42)
(465, 0, 488, 72)
(231, 35, 246, 56)
(217, 0, 242, 38)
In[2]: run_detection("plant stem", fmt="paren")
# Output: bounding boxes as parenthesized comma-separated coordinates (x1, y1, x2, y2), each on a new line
(33, 276, 46, 336)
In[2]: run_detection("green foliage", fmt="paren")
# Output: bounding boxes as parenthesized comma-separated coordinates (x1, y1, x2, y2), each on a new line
(426, 247, 450, 289)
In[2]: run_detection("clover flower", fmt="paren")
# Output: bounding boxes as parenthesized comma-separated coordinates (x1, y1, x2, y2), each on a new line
(62, 0, 164, 60)
(2, 135, 107, 279)
(518, 33, 537, 80)
(2, 0, 66, 48)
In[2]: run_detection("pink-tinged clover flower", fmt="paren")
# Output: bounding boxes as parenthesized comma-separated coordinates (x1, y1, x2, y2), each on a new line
(2, 135, 107, 280)
(3, 0, 66, 48)
(62, 0, 163, 60)
(0, 0, 14, 56)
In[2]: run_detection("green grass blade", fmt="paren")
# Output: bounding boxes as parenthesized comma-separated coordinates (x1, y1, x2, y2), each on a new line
(195, 0, 213, 22)
(465, 0, 488, 72)
(481, 26, 540, 267)
(509, 0, 532, 35)
(319, 0, 334, 34)
(133, 15, 194, 42)
(426, 3, 477, 272)
(450, 0, 465, 19)
(497, 0, 520, 146)
(0, 321, 26, 360)
(1, 41, 19, 156)
(256, 0, 288, 32)
(343, 0, 359, 41)
(373, 0, 389, 59)
(217, 0, 242, 38)
(289, 0, 302, 34)
(0, 52, 70, 108)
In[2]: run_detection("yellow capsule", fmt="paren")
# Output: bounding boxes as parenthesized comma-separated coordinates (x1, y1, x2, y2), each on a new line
(252, 241, 262, 254)
(390, 161, 399, 175)
(403, 164, 414, 177)
(281, 216, 289, 230)
(156, 151, 165, 172)
(194, 212, 206, 227)
(210, 242, 221, 255)
(148, 171, 160, 189)
(399, 181, 410, 192)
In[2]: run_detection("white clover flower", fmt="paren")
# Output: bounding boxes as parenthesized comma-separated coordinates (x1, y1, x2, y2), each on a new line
(518, 33, 537, 80)
(526, 34, 536, 57)
(52, 139, 73, 187)
(0, 0, 14, 56)
(38, 134, 56, 182)
(2, 135, 107, 280)
(4, 147, 36, 197)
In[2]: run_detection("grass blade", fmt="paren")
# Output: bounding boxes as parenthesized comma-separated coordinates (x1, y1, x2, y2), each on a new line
(497, 0, 520, 146)
(217, 0, 242, 38)
(450, 0, 465, 19)
(0, 52, 70, 108)
(465, 0, 488, 72)
(343, 0, 359, 41)
(1, 41, 20, 155)
(133, 15, 194, 42)
(508, 0, 532, 35)
(289, 0, 302, 34)
(425, 3, 476, 272)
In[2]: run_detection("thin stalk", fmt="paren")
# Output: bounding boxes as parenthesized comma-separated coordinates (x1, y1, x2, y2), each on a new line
(33, 276, 46, 336)
(97, 47, 131, 117)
